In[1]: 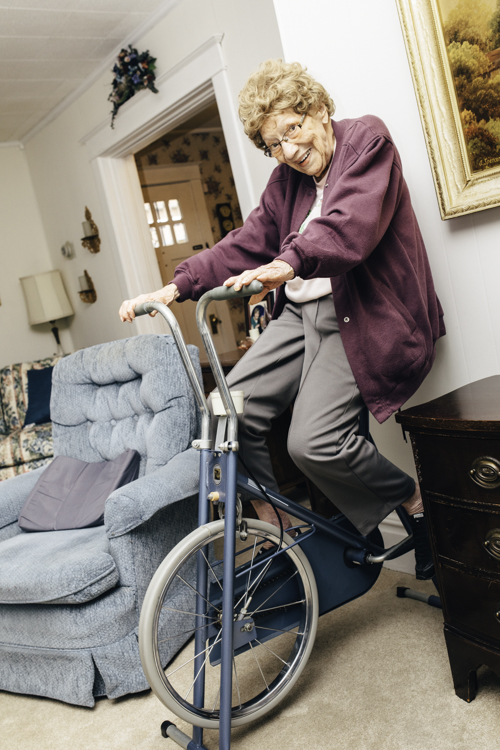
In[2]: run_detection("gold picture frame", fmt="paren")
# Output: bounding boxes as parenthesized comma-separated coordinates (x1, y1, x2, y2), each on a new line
(396, 0, 500, 219)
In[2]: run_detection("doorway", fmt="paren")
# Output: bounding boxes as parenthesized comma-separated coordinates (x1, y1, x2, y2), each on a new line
(134, 103, 247, 354)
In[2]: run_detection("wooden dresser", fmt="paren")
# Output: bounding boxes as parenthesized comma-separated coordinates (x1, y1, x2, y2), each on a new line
(396, 376, 500, 701)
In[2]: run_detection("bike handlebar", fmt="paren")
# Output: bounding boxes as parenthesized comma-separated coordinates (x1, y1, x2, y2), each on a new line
(198, 280, 263, 303)
(133, 281, 264, 447)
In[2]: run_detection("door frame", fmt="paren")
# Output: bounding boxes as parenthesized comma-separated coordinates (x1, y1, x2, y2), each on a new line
(81, 35, 257, 335)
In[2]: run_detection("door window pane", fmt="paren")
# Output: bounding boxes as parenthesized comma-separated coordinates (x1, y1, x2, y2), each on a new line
(168, 199, 182, 221)
(173, 222, 188, 244)
(154, 201, 169, 223)
(144, 203, 154, 224)
(159, 224, 174, 246)
(150, 226, 160, 248)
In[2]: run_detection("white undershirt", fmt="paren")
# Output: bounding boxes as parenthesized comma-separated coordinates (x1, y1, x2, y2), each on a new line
(285, 147, 335, 304)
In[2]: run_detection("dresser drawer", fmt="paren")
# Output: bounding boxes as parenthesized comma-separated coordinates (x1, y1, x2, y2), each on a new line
(440, 564, 500, 643)
(413, 434, 500, 504)
(429, 500, 500, 575)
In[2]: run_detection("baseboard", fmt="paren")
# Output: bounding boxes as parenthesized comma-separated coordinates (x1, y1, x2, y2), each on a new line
(379, 511, 415, 576)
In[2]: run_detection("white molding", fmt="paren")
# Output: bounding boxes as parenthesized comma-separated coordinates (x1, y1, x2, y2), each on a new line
(0, 141, 23, 149)
(379, 512, 415, 575)
(211, 66, 257, 215)
(20, 0, 183, 146)
(138, 163, 202, 184)
(189, 127, 223, 134)
(92, 155, 170, 337)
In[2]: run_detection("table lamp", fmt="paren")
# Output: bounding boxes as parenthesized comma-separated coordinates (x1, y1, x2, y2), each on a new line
(20, 270, 74, 355)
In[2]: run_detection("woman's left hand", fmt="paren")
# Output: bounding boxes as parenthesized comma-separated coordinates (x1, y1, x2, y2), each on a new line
(224, 259, 295, 303)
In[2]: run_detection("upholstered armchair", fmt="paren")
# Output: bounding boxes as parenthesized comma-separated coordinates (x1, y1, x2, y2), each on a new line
(0, 335, 201, 707)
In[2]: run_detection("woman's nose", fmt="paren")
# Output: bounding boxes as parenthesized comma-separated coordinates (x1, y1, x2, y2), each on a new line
(281, 140, 299, 160)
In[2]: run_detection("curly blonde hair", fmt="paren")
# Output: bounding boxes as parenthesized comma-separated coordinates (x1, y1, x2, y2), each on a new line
(238, 59, 335, 151)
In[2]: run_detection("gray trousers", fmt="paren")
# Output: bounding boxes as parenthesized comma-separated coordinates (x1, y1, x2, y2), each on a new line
(225, 295, 415, 535)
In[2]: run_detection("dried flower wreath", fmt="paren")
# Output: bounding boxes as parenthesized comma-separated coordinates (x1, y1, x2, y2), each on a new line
(108, 45, 158, 128)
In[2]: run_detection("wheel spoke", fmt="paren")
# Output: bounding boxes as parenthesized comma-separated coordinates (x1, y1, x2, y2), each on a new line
(233, 657, 242, 709)
(211, 685, 221, 712)
(166, 637, 214, 679)
(248, 600, 305, 616)
(176, 574, 221, 613)
(243, 536, 258, 605)
(249, 570, 299, 617)
(161, 606, 217, 620)
(157, 623, 209, 645)
(201, 549, 223, 592)
(249, 641, 269, 691)
(254, 625, 304, 636)
(254, 639, 289, 667)
(183, 630, 223, 701)
(234, 555, 275, 613)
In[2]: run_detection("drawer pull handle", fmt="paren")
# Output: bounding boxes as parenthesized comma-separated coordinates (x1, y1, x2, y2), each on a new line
(484, 529, 500, 560)
(469, 456, 500, 489)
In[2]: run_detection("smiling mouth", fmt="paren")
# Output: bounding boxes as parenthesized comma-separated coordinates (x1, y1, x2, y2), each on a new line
(297, 149, 311, 165)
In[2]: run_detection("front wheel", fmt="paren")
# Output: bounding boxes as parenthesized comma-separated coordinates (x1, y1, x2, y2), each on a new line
(139, 518, 319, 729)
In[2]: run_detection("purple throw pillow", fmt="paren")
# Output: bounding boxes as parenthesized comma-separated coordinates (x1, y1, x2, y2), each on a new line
(18, 449, 141, 532)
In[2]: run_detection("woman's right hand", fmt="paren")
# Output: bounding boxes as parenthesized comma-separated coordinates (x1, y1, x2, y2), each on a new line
(119, 283, 179, 322)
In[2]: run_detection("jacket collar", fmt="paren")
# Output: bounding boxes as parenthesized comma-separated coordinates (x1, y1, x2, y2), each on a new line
(290, 119, 341, 230)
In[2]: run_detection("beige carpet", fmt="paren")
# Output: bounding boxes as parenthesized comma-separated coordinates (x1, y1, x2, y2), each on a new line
(1, 568, 500, 750)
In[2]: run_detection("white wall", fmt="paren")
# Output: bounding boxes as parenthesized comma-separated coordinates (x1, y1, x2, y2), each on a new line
(274, 0, 500, 480)
(23, 0, 283, 353)
(0, 146, 74, 365)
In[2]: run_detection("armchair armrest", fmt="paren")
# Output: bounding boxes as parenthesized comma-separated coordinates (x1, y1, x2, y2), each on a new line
(104, 448, 200, 538)
(0, 465, 48, 530)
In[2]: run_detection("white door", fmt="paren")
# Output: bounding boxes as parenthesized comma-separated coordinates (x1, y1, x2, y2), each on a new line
(140, 165, 237, 354)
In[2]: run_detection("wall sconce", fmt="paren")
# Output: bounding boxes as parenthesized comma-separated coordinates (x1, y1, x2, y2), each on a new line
(20, 270, 74, 355)
(81, 207, 101, 254)
(78, 270, 97, 304)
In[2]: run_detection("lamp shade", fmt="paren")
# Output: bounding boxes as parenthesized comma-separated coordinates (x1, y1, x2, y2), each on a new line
(20, 270, 74, 325)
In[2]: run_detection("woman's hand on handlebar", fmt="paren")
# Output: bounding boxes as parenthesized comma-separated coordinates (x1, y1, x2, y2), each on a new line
(224, 259, 294, 304)
(119, 283, 179, 322)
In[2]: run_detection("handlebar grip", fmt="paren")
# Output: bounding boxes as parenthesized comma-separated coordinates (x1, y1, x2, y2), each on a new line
(202, 280, 264, 302)
(134, 301, 155, 317)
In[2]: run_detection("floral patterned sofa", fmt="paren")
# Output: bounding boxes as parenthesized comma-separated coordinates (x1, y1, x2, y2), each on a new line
(0, 357, 61, 482)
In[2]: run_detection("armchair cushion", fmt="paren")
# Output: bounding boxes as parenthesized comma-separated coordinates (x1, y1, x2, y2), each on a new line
(23, 366, 53, 426)
(0, 356, 61, 432)
(18, 449, 140, 532)
(0, 526, 119, 604)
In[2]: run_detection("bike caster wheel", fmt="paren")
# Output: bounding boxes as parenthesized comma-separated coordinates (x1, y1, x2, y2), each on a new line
(140, 519, 319, 730)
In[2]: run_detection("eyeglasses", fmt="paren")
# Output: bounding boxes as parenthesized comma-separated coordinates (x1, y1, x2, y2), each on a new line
(263, 112, 308, 158)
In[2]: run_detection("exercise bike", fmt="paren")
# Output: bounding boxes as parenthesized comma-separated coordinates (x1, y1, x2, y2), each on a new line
(135, 281, 416, 750)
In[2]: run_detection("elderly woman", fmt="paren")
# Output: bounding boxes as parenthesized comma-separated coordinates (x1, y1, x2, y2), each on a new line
(120, 60, 445, 579)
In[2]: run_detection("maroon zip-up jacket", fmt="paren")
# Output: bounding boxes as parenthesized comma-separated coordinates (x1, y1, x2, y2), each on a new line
(172, 115, 445, 423)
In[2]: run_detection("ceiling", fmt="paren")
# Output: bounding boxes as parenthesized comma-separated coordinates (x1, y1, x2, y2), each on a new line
(0, 0, 175, 143)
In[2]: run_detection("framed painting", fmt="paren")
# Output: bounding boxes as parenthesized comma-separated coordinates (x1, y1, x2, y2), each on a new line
(396, 0, 500, 218)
